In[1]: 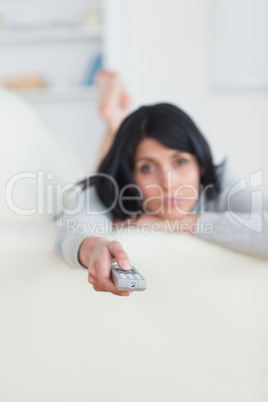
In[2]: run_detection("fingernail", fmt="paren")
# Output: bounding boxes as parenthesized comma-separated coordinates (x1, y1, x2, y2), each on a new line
(120, 260, 130, 270)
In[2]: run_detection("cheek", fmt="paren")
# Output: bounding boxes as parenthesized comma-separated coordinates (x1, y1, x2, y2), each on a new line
(134, 174, 160, 200)
(133, 173, 144, 191)
(189, 169, 200, 186)
(174, 168, 200, 194)
(133, 175, 146, 200)
(186, 169, 201, 195)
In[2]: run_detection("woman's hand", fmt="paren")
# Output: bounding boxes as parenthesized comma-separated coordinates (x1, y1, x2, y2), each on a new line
(79, 237, 131, 296)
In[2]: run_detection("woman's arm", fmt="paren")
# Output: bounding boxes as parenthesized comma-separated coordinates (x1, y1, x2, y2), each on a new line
(193, 167, 268, 257)
(205, 166, 267, 215)
(55, 186, 114, 268)
(194, 211, 268, 258)
(117, 210, 268, 258)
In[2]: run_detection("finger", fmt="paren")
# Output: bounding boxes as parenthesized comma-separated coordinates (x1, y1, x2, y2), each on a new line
(106, 241, 131, 271)
(91, 259, 131, 296)
(88, 268, 109, 292)
(88, 263, 98, 279)
(89, 268, 129, 296)
(93, 284, 130, 297)
(88, 241, 131, 295)
(92, 284, 107, 292)
(88, 271, 98, 286)
(93, 248, 128, 294)
(88, 261, 108, 290)
(94, 256, 123, 294)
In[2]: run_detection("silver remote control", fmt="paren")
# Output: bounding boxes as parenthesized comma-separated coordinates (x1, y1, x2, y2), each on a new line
(111, 262, 147, 291)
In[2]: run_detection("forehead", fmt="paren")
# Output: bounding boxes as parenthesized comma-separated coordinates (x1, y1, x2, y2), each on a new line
(134, 138, 184, 160)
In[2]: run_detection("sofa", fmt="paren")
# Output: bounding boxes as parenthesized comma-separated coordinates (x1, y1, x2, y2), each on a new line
(1, 89, 268, 402)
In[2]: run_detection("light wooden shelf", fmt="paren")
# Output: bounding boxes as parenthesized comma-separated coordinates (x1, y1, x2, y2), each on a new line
(0, 25, 103, 45)
(9, 86, 99, 101)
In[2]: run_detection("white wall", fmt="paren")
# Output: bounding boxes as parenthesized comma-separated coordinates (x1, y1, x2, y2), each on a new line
(109, 0, 268, 190)
(0, 0, 105, 174)
(3, 0, 267, 189)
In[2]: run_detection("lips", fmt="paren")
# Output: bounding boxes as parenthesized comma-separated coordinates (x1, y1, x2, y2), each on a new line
(163, 198, 182, 206)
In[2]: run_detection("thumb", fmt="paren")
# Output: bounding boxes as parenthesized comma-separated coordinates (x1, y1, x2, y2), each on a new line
(107, 241, 131, 271)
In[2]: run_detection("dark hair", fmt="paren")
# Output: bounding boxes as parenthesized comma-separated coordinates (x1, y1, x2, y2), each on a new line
(82, 103, 224, 220)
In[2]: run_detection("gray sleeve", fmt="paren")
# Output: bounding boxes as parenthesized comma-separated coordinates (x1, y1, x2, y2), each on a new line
(55, 186, 113, 268)
(216, 167, 265, 213)
(194, 167, 268, 257)
(194, 211, 268, 258)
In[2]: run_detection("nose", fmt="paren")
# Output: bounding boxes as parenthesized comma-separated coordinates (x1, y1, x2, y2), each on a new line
(160, 167, 172, 191)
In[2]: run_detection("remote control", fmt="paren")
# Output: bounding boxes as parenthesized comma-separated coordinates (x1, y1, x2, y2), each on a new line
(111, 262, 147, 291)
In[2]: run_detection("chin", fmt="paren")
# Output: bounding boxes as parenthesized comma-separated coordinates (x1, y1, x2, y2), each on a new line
(157, 212, 188, 221)
(162, 206, 192, 219)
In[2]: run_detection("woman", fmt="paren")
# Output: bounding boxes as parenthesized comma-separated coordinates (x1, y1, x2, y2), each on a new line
(56, 74, 268, 296)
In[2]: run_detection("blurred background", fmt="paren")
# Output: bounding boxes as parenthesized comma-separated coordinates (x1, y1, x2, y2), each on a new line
(0, 0, 268, 189)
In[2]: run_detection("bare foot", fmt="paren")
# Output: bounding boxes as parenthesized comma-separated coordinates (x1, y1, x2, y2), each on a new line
(96, 71, 131, 132)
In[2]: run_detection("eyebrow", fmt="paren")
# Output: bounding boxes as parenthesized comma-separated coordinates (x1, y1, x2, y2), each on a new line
(134, 151, 183, 163)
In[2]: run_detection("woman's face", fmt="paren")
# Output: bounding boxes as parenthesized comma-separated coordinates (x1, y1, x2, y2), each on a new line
(133, 138, 202, 219)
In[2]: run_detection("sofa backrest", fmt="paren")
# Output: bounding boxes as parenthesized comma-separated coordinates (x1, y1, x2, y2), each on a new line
(0, 89, 84, 222)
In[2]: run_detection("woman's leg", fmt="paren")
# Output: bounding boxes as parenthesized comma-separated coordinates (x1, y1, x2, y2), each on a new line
(96, 71, 131, 167)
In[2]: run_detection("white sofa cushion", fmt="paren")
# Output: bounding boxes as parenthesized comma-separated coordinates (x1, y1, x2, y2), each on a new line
(1, 225, 268, 401)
